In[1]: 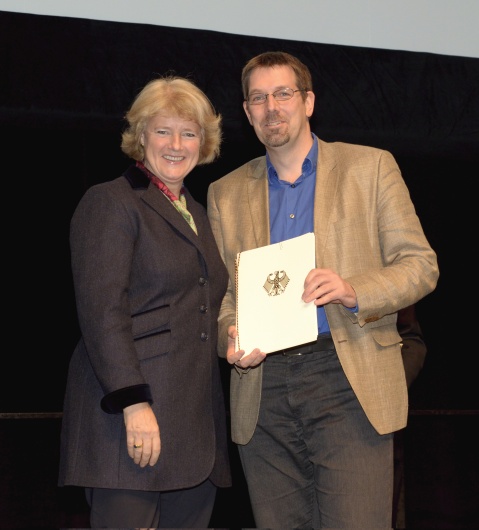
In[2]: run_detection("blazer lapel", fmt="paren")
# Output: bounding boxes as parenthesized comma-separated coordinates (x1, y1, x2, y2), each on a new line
(142, 184, 202, 245)
(314, 140, 339, 267)
(123, 163, 203, 248)
(248, 158, 270, 248)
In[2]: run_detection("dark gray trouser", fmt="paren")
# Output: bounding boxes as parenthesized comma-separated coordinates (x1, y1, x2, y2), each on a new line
(238, 347, 394, 529)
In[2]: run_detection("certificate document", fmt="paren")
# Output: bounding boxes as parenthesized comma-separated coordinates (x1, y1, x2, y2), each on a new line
(235, 232, 318, 354)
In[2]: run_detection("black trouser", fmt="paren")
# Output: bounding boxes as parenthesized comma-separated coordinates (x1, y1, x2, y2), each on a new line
(86, 479, 216, 528)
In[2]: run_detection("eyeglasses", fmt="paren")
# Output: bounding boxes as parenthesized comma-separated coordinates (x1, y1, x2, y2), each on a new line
(246, 88, 306, 105)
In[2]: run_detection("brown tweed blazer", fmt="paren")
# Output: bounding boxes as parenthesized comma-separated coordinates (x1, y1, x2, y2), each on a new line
(207, 138, 439, 445)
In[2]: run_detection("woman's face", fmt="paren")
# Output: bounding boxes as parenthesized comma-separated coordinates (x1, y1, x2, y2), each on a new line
(141, 114, 201, 194)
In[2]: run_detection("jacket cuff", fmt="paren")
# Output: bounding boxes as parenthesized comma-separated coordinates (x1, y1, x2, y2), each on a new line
(101, 384, 153, 414)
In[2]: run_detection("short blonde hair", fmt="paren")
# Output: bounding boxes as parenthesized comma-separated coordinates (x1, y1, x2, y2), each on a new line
(121, 76, 222, 165)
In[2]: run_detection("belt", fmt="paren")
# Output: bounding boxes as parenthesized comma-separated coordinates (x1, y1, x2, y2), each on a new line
(276, 335, 334, 356)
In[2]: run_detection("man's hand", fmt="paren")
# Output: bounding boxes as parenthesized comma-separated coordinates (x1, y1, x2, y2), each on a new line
(226, 325, 266, 369)
(303, 268, 357, 308)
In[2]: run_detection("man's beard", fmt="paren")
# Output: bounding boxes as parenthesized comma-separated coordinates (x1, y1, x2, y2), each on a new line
(263, 130, 290, 148)
(262, 113, 290, 147)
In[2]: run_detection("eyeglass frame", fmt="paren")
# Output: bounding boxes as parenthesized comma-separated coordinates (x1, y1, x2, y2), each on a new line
(245, 87, 307, 105)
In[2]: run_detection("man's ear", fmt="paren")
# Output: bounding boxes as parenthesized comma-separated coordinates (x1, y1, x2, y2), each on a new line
(305, 91, 315, 119)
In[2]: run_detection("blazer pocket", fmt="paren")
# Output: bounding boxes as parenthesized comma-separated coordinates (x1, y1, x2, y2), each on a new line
(370, 321, 402, 348)
(132, 305, 171, 360)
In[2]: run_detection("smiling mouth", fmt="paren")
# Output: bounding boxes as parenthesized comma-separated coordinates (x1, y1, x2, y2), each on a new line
(163, 155, 184, 162)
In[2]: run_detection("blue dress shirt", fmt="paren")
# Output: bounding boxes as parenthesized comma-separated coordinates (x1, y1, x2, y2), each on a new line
(267, 133, 330, 335)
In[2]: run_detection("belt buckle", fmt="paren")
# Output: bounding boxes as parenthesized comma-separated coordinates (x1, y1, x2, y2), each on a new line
(282, 350, 304, 356)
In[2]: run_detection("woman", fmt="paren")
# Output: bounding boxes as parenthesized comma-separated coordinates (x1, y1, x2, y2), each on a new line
(58, 76, 231, 528)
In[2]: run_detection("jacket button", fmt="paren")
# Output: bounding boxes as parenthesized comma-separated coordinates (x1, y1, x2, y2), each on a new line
(200, 332, 208, 342)
(199, 304, 208, 313)
(199, 277, 207, 286)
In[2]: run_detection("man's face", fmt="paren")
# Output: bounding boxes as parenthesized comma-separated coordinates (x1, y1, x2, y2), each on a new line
(243, 65, 314, 149)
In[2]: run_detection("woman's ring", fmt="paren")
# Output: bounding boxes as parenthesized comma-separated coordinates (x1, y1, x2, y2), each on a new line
(133, 443, 143, 449)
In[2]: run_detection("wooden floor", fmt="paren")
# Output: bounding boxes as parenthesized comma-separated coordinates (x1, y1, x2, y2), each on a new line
(0, 412, 477, 529)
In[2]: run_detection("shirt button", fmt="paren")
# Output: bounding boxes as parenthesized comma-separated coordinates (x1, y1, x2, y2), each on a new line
(290, 213, 295, 219)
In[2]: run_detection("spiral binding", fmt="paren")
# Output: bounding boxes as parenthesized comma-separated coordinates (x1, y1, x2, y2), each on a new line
(235, 252, 241, 351)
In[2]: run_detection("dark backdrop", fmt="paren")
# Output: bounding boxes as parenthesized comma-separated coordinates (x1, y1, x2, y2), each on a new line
(1, 11, 479, 529)
(1, 10, 478, 414)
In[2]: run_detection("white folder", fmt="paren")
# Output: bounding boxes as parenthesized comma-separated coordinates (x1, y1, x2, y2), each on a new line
(235, 232, 318, 354)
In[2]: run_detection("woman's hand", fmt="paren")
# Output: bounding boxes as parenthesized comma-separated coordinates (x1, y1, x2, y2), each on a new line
(124, 402, 161, 467)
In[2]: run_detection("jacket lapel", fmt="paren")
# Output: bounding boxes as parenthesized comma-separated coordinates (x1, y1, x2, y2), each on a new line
(314, 140, 339, 267)
(123, 165, 202, 248)
(248, 158, 270, 248)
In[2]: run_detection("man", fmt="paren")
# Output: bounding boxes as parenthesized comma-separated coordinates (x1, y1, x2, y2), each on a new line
(207, 51, 439, 528)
